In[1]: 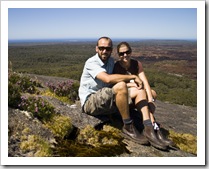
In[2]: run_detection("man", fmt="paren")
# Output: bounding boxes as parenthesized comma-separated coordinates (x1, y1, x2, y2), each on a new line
(78, 36, 167, 150)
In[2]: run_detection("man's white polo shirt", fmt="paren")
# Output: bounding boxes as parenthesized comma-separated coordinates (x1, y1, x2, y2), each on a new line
(78, 53, 114, 106)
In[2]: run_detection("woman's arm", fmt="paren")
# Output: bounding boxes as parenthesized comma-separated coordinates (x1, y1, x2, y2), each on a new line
(138, 71, 156, 113)
(138, 71, 154, 102)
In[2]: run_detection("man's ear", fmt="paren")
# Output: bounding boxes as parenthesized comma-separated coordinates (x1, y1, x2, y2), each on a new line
(95, 46, 99, 53)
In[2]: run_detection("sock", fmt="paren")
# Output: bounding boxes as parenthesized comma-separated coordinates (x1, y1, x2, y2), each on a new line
(123, 118, 133, 125)
(153, 122, 160, 130)
(143, 119, 152, 126)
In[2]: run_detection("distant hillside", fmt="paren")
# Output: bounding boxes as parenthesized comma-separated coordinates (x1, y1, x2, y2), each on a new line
(8, 40, 197, 107)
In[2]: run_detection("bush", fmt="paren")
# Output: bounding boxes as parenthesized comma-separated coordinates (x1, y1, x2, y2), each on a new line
(20, 134, 53, 157)
(46, 80, 79, 102)
(8, 72, 42, 108)
(8, 82, 22, 108)
(44, 115, 73, 139)
(18, 96, 55, 122)
(146, 70, 197, 107)
(9, 72, 41, 94)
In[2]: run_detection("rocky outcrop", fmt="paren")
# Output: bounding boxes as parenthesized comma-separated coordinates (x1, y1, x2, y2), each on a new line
(8, 74, 197, 157)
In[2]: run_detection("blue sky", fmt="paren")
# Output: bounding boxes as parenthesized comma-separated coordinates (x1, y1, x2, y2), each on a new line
(8, 8, 197, 40)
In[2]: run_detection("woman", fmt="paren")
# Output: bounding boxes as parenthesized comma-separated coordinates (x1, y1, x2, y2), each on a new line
(113, 42, 174, 147)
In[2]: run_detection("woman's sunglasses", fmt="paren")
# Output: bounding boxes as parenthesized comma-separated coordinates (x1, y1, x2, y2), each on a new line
(119, 50, 131, 56)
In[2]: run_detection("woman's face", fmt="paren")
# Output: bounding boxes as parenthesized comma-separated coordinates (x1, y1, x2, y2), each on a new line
(118, 45, 131, 63)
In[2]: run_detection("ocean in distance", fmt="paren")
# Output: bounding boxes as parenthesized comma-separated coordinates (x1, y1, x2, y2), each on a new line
(8, 38, 98, 44)
(8, 38, 197, 45)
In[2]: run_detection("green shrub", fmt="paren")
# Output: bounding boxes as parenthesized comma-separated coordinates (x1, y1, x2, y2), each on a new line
(169, 130, 197, 155)
(9, 72, 41, 94)
(44, 115, 73, 139)
(8, 82, 22, 108)
(8, 72, 43, 108)
(20, 134, 53, 157)
(54, 125, 128, 157)
(77, 125, 123, 148)
(146, 70, 197, 107)
(18, 96, 55, 122)
(46, 80, 79, 102)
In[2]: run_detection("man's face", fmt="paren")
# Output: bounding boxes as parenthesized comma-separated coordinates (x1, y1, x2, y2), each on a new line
(96, 38, 112, 63)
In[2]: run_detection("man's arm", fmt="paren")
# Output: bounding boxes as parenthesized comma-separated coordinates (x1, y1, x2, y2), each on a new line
(96, 71, 143, 87)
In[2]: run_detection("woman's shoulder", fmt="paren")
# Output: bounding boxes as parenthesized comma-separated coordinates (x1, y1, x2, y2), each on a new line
(130, 58, 141, 65)
(130, 58, 143, 72)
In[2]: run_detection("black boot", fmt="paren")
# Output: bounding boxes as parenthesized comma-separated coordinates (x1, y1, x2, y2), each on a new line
(155, 129, 175, 147)
(143, 126, 168, 150)
(122, 122, 149, 145)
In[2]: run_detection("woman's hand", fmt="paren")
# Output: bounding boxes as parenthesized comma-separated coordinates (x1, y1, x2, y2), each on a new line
(127, 82, 143, 90)
(127, 81, 138, 88)
(133, 76, 143, 89)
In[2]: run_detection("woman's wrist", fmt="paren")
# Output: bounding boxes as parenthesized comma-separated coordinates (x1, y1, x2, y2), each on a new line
(149, 98, 155, 102)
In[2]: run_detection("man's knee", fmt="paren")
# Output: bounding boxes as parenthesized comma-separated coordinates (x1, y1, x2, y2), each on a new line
(113, 81, 127, 93)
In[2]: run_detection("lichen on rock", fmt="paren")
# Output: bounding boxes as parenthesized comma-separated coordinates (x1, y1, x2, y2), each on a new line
(44, 115, 74, 139)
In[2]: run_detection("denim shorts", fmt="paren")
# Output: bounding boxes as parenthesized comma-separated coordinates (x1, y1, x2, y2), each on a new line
(83, 87, 118, 116)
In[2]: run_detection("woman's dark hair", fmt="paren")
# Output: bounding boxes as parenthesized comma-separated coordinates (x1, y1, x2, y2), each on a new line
(117, 42, 132, 54)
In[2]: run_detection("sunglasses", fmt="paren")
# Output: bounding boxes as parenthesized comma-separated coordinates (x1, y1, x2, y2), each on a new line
(119, 50, 131, 56)
(98, 46, 112, 51)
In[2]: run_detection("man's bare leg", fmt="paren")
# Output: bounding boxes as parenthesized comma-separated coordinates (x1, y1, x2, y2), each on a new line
(113, 82, 148, 145)
(113, 81, 130, 119)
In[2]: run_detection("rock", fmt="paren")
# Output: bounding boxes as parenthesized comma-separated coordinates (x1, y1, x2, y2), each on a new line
(154, 100, 197, 136)
(8, 74, 197, 157)
(8, 108, 55, 157)
(42, 96, 106, 129)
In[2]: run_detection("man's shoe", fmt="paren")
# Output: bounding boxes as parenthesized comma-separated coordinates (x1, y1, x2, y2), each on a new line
(155, 129, 175, 147)
(143, 126, 167, 150)
(122, 123, 149, 145)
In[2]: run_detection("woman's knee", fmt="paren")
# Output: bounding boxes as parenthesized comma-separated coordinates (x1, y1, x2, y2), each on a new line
(151, 89, 157, 99)
(130, 88, 146, 99)
(137, 89, 147, 98)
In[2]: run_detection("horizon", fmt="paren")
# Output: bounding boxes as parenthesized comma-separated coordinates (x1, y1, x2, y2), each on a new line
(8, 37, 197, 44)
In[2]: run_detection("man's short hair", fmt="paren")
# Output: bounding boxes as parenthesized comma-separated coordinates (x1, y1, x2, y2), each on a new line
(97, 36, 113, 47)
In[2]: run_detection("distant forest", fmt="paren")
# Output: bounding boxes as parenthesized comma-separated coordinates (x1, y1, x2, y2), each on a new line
(8, 40, 197, 107)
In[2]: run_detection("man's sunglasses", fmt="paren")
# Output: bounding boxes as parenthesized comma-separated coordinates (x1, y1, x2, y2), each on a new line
(119, 50, 131, 56)
(98, 46, 112, 51)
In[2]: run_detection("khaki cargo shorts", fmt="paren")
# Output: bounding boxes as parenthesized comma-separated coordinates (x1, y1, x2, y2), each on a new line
(83, 87, 118, 116)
